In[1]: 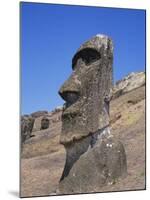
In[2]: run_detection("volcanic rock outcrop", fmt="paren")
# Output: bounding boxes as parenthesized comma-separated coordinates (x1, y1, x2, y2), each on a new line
(21, 115, 35, 143)
(58, 34, 127, 194)
(112, 71, 145, 99)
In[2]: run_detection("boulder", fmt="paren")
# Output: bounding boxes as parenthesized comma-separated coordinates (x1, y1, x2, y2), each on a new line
(21, 116, 35, 143)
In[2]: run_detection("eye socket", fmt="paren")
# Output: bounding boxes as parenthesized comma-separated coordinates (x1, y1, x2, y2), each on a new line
(72, 48, 101, 69)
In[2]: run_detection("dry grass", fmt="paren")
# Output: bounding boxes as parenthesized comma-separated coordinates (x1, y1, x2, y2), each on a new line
(21, 151, 66, 197)
(22, 134, 61, 159)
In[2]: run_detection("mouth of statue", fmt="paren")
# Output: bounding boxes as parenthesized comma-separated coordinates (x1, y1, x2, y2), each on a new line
(62, 97, 83, 118)
(62, 109, 81, 119)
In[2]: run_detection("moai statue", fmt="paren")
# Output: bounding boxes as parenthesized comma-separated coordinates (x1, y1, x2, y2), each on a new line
(58, 34, 127, 194)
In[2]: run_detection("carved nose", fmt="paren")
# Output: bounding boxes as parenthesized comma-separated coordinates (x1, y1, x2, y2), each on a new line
(59, 91, 79, 104)
(59, 74, 80, 105)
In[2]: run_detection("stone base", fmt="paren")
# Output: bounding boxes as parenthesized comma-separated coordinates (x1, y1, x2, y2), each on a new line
(58, 132, 127, 194)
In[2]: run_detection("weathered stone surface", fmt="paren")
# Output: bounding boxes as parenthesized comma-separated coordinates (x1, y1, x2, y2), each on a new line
(58, 34, 127, 193)
(21, 109, 63, 143)
(58, 133, 127, 194)
(112, 72, 145, 99)
(21, 116, 35, 143)
(32, 116, 44, 132)
(31, 111, 48, 118)
(41, 117, 50, 130)
(59, 34, 113, 144)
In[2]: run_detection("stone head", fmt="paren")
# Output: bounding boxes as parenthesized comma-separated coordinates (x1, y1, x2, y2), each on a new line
(59, 34, 113, 144)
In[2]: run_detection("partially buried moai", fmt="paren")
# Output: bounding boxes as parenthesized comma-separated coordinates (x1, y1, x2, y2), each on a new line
(58, 34, 127, 194)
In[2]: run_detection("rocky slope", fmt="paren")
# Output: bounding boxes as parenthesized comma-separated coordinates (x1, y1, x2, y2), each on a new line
(20, 71, 145, 197)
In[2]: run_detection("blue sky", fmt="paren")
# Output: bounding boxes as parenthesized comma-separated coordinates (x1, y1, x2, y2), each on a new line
(21, 2, 145, 115)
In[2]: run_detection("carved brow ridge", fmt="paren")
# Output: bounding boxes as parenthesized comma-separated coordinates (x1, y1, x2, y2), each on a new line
(72, 48, 101, 70)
